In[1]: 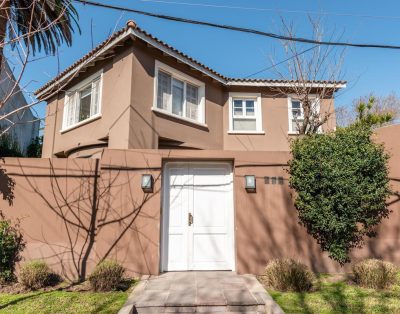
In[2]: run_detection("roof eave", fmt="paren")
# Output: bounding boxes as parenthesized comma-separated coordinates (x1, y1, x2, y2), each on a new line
(227, 81, 346, 89)
(35, 27, 227, 100)
(35, 28, 133, 100)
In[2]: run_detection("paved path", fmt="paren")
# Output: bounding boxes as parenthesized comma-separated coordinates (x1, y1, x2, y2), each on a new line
(119, 271, 284, 314)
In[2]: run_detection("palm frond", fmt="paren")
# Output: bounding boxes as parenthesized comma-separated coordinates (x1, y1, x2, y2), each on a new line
(7, 0, 80, 55)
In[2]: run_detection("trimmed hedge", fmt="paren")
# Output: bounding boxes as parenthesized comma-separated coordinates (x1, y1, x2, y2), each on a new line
(264, 258, 314, 292)
(19, 261, 60, 290)
(353, 259, 397, 289)
(88, 260, 125, 292)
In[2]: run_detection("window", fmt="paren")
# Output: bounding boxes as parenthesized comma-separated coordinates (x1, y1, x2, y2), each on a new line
(63, 71, 102, 130)
(229, 93, 263, 133)
(154, 61, 205, 124)
(288, 97, 320, 133)
(289, 100, 304, 133)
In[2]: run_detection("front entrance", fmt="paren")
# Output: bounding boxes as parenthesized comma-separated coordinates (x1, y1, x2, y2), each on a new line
(161, 162, 235, 271)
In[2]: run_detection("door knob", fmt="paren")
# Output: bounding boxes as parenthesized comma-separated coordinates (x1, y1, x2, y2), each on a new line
(188, 213, 193, 226)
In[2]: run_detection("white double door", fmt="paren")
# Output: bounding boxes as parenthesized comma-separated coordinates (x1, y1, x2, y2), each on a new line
(162, 162, 235, 271)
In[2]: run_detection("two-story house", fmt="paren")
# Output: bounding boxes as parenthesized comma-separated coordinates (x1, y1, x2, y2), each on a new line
(33, 20, 347, 275)
(36, 20, 344, 159)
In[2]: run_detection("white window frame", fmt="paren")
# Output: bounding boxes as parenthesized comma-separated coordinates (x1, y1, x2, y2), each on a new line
(61, 70, 103, 132)
(287, 95, 320, 134)
(228, 92, 263, 134)
(153, 60, 206, 125)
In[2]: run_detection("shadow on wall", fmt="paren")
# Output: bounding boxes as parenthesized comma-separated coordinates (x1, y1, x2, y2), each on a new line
(0, 159, 15, 205)
(235, 166, 400, 275)
(1, 156, 162, 282)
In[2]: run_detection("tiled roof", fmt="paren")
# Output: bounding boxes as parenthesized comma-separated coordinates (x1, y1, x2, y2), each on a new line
(35, 20, 346, 98)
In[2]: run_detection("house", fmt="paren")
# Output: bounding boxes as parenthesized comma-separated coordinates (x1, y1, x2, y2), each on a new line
(0, 61, 40, 154)
(12, 20, 357, 276)
(37, 20, 344, 158)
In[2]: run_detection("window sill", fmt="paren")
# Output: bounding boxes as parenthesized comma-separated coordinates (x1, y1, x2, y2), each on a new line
(60, 114, 102, 134)
(287, 131, 300, 135)
(152, 107, 208, 128)
(228, 130, 265, 135)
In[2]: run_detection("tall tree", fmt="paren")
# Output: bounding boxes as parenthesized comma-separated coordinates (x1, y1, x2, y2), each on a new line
(0, 0, 79, 70)
(271, 18, 345, 134)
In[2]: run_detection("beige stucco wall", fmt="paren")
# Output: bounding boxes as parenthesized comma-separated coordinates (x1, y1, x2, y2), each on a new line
(42, 44, 135, 158)
(41, 37, 338, 157)
(2, 130, 399, 279)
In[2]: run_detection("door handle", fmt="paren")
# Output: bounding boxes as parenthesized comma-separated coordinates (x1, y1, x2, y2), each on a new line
(188, 213, 193, 226)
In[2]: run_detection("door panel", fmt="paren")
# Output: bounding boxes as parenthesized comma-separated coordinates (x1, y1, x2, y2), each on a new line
(162, 162, 234, 271)
(165, 165, 190, 271)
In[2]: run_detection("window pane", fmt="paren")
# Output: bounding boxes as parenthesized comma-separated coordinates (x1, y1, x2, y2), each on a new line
(186, 83, 199, 120)
(245, 100, 255, 116)
(172, 78, 184, 116)
(91, 78, 100, 115)
(233, 99, 243, 116)
(79, 85, 92, 122)
(292, 109, 301, 118)
(157, 71, 171, 110)
(292, 100, 301, 109)
(65, 93, 76, 127)
(292, 119, 304, 132)
(233, 118, 256, 131)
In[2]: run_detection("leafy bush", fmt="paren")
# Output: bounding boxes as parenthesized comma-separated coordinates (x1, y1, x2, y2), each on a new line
(0, 213, 25, 283)
(353, 259, 397, 289)
(264, 258, 314, 292)
(88, 260, 125, 291)
(19, 260, 60, 290)
(288, 125, 391, 265)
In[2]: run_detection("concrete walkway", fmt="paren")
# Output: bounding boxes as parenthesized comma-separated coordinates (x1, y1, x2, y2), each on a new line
(119, 271, 284, 314)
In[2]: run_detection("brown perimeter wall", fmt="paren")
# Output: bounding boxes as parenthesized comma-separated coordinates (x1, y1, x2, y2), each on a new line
(0, 126, 399, 279)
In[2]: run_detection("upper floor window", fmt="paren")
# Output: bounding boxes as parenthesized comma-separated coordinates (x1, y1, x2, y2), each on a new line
(228, 93, 263, 133)
(289, 99, 304, 133)
(154, 61, 205, 124)
(62, 70, 103, 130)
(288, 96, 320, 134)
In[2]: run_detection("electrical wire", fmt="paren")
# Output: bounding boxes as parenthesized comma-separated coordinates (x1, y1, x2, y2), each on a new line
(138, 0, 400, 21)
(243, 45, 318, 78)
(75, 0, 400, 50)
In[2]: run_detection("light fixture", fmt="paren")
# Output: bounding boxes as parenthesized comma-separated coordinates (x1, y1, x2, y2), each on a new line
(244, 175, 256, 192)
(141, 174, 154, 193)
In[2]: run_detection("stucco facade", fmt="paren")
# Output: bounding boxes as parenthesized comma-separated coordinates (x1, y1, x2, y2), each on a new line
(39, 22, 341, 158)
(1, 130, 399, 279)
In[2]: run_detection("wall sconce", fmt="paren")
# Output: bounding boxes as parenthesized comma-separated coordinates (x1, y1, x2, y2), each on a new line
(245, 175, 256, 192)
(141, 174, 154, 193)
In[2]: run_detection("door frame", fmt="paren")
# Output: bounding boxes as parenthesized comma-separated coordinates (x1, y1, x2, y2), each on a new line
(160, 161, 235, 272)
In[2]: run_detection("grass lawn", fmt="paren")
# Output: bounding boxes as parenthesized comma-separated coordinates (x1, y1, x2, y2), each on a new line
(0, 284, 134, 314)
(268, 276, 400, 314)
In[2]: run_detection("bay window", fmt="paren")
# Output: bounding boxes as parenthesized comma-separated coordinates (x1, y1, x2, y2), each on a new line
(62, 71, 102, 130)
(154, 61, 205, 124)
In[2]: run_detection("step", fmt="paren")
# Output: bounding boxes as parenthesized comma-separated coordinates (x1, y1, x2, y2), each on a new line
(133, 304, 266, 313)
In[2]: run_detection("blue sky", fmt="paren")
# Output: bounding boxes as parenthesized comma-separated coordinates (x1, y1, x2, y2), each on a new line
(9, 0, 400, 128)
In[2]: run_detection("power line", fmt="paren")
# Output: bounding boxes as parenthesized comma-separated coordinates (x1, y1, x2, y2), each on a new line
(139, 0, 400, 21)
(75, 0, 400, 50)
(243, 45, 318, 78)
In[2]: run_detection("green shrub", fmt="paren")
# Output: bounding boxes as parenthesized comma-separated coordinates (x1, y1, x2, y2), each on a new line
(19, 260, 60, 290)
(353, 259, 397, 289)
(88, 260, 125, 291)
(0, 213, 25, 283)
(264, 258, 314, 292)
(288, 124, 391, 265)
